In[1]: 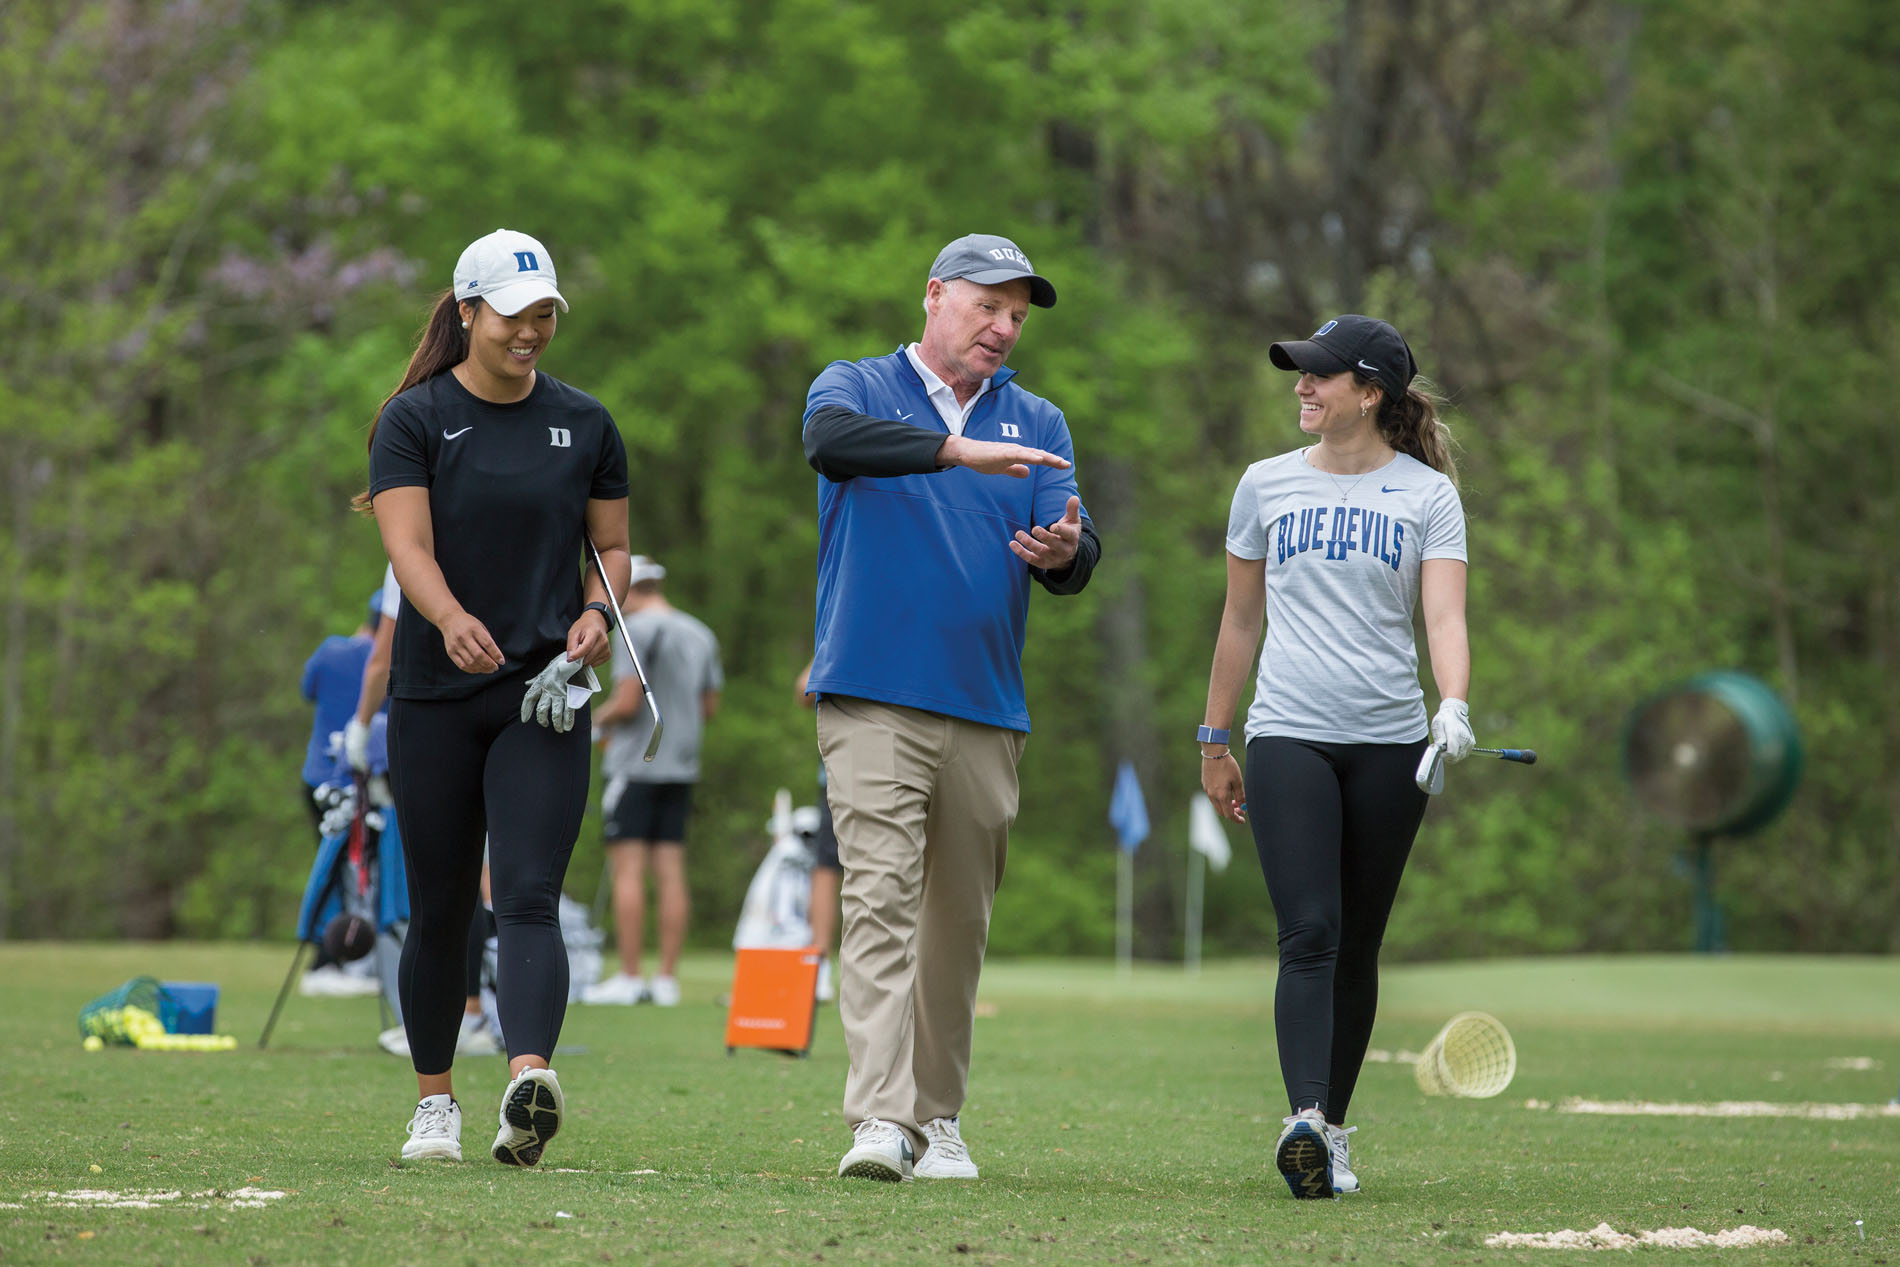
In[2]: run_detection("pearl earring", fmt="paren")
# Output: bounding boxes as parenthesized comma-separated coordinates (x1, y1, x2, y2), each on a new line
(1360, 404, 1369, 417)
(461, 322, 469, 329)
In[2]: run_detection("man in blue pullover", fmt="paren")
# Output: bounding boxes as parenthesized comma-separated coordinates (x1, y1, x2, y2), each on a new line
(803, 233, 1102, 1182)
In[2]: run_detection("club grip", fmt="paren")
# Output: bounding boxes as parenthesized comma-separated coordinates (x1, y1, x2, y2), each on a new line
(1494, 748, 1537, 765)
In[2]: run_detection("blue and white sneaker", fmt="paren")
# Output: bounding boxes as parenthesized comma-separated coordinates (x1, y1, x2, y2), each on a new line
(1326, 1122, 1359, 1194)
(1274, 1107, 1335, 1199)
(491, 1067, 563, 1167)
(837, 1117, 914, 1182)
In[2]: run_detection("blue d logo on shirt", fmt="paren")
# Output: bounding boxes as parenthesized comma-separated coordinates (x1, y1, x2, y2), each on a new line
(514, 251, 540, 272)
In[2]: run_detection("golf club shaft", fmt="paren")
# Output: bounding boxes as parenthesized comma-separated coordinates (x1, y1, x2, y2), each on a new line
(586, 537, 664, 763)
(1474, 746, 1537, 764)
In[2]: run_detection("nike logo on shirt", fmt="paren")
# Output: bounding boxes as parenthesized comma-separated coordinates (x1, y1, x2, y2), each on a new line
(896, 410, 913, 420)
(444, 427, 473, 440)
(1381, 485, 1405, 493)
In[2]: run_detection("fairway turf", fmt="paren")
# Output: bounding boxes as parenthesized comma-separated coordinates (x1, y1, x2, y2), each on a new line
(6, 945, 1897, 1265)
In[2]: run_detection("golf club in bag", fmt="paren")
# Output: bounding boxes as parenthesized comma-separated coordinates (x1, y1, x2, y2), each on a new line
(587, 536, 663, 764)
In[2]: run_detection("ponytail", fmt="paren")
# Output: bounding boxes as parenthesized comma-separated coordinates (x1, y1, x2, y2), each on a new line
(351, 291, 479, 515)
(1370, 374, 1458, 489)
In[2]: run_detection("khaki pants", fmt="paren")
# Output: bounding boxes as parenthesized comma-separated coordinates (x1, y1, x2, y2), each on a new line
(816, 695, 1026, 1154)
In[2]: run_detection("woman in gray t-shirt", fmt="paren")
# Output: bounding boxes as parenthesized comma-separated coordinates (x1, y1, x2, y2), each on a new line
(1196, 315, 1474, 1201)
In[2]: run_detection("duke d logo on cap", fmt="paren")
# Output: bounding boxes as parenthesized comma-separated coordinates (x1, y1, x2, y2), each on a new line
(928, 233, 1057, 308)
(1268, 314, 1417, 399)
(453, 229, 569, 316)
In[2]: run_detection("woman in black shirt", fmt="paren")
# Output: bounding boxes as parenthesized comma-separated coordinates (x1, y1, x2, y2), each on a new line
(362, 228, 630, 1167)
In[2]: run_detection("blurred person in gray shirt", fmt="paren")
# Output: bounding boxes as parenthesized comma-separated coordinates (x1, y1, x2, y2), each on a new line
(581, 555, 723, 1007)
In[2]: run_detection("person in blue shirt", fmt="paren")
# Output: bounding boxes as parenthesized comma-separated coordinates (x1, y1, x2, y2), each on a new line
(297, 594, 385, 996)
(299, 594, 381, 837)
(802, 233, 1101, 1183)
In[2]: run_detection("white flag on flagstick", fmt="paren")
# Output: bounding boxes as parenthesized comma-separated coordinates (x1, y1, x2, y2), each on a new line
(1188, 796, 1232, 873)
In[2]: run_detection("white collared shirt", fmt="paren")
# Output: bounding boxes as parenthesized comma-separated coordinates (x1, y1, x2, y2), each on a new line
(904, 344, 991, 437)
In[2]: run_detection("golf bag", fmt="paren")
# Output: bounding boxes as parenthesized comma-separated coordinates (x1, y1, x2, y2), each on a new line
(732, 791, 822, 950)
(260, 716, 410, 1047)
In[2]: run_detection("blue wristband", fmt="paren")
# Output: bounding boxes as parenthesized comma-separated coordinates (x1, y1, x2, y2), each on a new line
(1196, 725, 1231, 745)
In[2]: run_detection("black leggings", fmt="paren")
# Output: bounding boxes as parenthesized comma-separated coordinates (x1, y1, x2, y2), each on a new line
(1246, 735, 1430, 1122)
(387, 677, 591, 1074)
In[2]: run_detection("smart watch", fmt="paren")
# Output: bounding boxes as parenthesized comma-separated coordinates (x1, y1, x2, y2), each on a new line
(582, 600, 615, 632)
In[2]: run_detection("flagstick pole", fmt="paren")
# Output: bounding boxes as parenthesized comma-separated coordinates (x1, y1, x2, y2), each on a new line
(1116, 846, 1132, 978)
(1185, 846, 1204, 976)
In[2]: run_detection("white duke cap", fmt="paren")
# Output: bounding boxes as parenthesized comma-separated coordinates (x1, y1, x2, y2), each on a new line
(453, 228, 569, 316)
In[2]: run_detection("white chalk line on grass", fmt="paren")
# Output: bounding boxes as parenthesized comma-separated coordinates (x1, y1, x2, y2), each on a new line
(6, 1186, 287, 1210)
(1524, 1097, 1900, 1120)
(1486, 1224, 1789, 1250)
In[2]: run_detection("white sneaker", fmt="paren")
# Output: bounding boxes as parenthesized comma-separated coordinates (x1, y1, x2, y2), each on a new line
(1326, 1123, 1359, 1194)
(1274, 1107, 1335, 1200)
(837, 1117, 914, 1182)
(401, 1095, 462, 1161)
(456, 1012, 500, 1057)
(814, 956, 835, 1004)
(301, 964, 382, 998)
(580, 973, 649, 1005)
(648, 975, 681, 1007)
(914, 1116, 979, 1179)
(492, 1067, 564, 1167)
(378, 1025, 411, 1058)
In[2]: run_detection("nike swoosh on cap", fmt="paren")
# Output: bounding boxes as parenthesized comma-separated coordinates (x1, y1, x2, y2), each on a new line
(444, 427, 473, 440)
(1357, 359, 1381, 374)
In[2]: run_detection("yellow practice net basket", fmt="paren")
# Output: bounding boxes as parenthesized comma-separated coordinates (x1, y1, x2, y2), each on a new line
(1414, 1011, 1516, 1098)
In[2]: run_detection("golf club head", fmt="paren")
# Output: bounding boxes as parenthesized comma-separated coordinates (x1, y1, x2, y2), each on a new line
(1415, 743, 1446, 795)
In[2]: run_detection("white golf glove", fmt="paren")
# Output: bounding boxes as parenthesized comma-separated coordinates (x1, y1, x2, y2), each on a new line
(521, 652, 597, 733)
(342, 717, 372, 773)
(1431, 698, 1475, 763)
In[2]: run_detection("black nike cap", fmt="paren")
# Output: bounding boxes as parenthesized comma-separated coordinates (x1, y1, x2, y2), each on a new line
(1269, 315, 1417, 400)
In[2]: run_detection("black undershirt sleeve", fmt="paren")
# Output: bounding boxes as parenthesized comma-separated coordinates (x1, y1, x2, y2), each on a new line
(804, 404, 1102, 596)
(804, 405, 949, 481)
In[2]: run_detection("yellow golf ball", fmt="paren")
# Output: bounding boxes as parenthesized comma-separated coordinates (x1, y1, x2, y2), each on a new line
(83, 1035, 104, 1052)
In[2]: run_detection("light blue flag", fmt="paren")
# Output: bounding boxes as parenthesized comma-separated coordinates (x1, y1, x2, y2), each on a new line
(1109, 761, 1150, 853)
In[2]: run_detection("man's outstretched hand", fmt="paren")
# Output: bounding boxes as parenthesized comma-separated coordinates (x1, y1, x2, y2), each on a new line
(938, 434, 1073, 479)
(1011, 496, 1082, 571)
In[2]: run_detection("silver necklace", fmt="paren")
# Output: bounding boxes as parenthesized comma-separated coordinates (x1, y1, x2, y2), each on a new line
(1305, 449, 1373, 502)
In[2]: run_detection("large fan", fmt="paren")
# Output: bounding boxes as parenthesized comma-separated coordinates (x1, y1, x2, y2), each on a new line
(1623, 671, 1802, 837)
(1622, 671, 1803, 951)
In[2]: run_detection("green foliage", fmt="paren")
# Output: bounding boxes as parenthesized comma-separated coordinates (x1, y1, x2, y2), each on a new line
(1, 0, 1895, 957)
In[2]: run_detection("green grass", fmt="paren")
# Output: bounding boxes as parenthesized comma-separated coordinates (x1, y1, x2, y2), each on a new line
(6, 946, 1898, 1265)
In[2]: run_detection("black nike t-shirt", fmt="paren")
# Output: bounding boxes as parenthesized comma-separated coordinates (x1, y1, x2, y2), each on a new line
(368, 370, 630, 700)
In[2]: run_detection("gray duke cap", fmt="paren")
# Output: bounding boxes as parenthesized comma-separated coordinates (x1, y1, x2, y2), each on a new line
(929, 234, 1057, 308)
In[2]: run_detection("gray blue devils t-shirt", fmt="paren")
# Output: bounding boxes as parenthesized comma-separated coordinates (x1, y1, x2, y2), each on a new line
(602, 606, 723, 783)
(1226, 449, 1466, 744)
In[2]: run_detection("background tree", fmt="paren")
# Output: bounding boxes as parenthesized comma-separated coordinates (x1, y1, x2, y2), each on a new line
(2, 0, 1892, 956)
